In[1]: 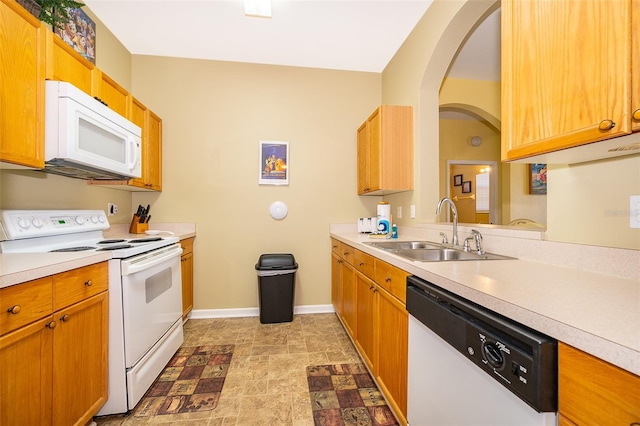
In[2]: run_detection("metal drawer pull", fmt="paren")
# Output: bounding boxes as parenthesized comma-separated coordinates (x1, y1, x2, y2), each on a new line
(60, 314, 71, 322)
(7, 305, 21, 314)
(598, 119, 615, 131)
(84, 279, 93, 287)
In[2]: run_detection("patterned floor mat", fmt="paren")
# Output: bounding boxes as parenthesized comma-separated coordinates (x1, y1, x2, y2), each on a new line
(133, 344, 234, 417)
(306, 363, 399, 426)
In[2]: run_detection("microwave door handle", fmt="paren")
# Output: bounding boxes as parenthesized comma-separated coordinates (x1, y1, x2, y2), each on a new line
(127, 136, 138, 170)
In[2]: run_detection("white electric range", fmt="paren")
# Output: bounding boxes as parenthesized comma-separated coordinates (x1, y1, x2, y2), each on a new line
(0, 210, 184, 415)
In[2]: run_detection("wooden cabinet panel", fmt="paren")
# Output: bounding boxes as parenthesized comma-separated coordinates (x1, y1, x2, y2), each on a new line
(558, 342, 640, 425)
(502, 0, 634, 161)
(357, 105, 413, 195)
(331, 252, 343, 316)
(94, 69, 130, 117)
(341, 260, 357, 337)
(53, 262, 108, 311)
(354, 249, 375, 278)
(0, 276, 52, 335)
(376, 288, 408, 421)
(355, 271, 376, 373)
(0, 316, 54, 426)
(375, 259, 409, 303)
(340, 242, 354, 264)
(53, 292, 108, 426)
(0, 0, 46, 168)
(181, 237, 194, 319)
(45, 32, 94, 94)
(331, 238, 340, 256)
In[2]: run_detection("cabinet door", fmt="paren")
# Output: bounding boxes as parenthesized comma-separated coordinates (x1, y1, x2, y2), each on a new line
(376, 287, 408, 421)
(181, 238, 194, 319)
(357, 121, 371, 193)
(45, 32, 94, 94)
(502, 0, 632, 160)
(128, 97, 148, 189)
(355, 272, 376, 373)
(340, 260, 357, 337)
(0, 0, 46, 168)
(53, 292, 108, 426)
(94, 69, 129, 117)
(0, 317, 54, 426)
(145, 109, 163, 190)
(331, 253, 343, 316)
(632, 0, 640, 132)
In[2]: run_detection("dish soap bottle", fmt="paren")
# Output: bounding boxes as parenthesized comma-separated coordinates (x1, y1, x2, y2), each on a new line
(391, 224, 398, 238)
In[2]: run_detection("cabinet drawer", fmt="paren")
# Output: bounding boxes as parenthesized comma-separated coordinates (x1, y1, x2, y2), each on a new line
(0, 277, 53, 336)
(54, 262, 108, 311)
(374, 260, 408, 303)
(340, 243, 355, 265)
(180, 237, 194, 255)
(558, 342, 640, 425)
(331, 238, 340, 256)
(354, 249, 375, 278)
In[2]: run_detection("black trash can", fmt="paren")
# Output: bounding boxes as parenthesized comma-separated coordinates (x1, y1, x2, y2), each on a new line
(255, 253, 298, 324)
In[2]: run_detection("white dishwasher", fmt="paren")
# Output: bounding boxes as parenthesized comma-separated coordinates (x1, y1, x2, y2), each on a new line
(406, 276, 557, 426)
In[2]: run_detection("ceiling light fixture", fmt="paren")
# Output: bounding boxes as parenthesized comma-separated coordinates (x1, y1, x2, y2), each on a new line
(243, 0, 272, 18)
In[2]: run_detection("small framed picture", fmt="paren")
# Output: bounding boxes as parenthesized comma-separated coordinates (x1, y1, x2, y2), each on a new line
(453, 174, 463, 186)
(259, 141, 289, 185)
(462, 181, 472, 193)
(529, 163, 547, 194)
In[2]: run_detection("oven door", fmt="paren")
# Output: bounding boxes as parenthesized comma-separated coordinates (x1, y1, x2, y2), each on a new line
(121, 243, 183, 367)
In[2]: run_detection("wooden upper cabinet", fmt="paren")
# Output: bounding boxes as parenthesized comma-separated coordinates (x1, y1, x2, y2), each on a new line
(357, 105, 413, 195)
(502, 0, 635, 161)
(144, 109, 163, 190)
(0, 0, 46, 168)
(45, 30, 94, 94)
(94, 69, 130, 118)
(633, 0, 640, 132)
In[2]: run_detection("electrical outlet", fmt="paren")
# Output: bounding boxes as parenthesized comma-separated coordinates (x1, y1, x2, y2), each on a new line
(107, 203, 118, 216)
(397, 206, 402, 219)
(630, 195, 640, 229)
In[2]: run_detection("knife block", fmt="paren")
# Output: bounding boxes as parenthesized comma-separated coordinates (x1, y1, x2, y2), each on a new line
(129, 216, 149, 234)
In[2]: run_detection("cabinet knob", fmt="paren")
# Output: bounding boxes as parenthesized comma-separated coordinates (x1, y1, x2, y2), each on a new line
(7, 305, 21, 314)
(359, 262, 364, 267)
(46, 321, 57, 329)
(598, 119, 616, 131)
(385, 277, 391, 283)
(632, 109, 640, 121)
(84, 279, 93, 287)
(60, 314, 71, 322)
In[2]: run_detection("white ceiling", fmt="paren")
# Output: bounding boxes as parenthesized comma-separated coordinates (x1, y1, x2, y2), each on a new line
(83, 0, 500, 78)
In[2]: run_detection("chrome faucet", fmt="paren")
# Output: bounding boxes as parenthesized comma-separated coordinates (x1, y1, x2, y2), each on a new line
(470, 229, 484, 254)
(436, 197, 459, 245)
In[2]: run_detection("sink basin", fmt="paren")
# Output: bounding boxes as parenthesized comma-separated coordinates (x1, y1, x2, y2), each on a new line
(363, 240, 515, 262)
(364, 240, 442, 250)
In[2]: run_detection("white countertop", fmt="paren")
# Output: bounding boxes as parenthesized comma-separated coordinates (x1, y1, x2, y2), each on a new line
(331, 229, 640, 377)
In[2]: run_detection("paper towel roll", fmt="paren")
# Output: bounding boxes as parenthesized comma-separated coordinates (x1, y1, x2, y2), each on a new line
(377, 202, 391, 234)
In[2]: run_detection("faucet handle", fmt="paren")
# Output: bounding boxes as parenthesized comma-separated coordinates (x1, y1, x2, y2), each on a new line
(439, 232, 448, 244)
(463, 237, 472, 252)
(470, 229, 484, 254)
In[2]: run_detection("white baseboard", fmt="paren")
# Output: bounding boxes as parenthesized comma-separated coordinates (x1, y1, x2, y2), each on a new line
(189, 304, 334, 319)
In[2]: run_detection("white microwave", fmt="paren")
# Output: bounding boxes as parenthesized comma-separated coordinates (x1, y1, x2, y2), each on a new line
(44, 80, 141, 180)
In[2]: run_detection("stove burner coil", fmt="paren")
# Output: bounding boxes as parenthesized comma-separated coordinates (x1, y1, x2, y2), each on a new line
(97, 239, 126, 244)
(51, 246, 95, 252)
(128, 237, 163, 243)
(97, 244, 134, 251)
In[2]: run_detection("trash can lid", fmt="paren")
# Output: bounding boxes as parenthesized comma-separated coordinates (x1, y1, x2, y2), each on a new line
(255, 253, 298, 270)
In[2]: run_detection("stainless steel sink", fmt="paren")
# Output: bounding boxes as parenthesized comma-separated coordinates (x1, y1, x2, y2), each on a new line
(363, 240, 515, 262)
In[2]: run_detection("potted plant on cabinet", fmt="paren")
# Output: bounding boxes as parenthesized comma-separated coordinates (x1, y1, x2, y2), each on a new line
(17, 0, 84, 28)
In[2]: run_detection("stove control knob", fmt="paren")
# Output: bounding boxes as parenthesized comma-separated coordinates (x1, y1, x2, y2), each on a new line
(32, 218, 44, 228)
(75, 216, 85, 225)
(98, 215, 106, 223)
(91, 215, 99, 224)
(18, 218, 30, 229)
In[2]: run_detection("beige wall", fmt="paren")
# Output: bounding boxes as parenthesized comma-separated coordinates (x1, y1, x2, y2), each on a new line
(128, 56, 382, 310)
(381, 0, 640, 250)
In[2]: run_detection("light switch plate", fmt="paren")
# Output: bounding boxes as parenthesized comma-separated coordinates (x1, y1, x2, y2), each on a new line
(410, 205, 416, 218)
(630, 195, 640, 229)
(397, 206, 402, 219)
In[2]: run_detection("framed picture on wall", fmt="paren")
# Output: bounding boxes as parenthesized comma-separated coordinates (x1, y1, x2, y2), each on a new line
(454, 174, 463, 186)
(462, 181, 472, 193)
(259, 141, 289, 185)
(529, 163, 547, 194)
(54, 7, 96, 64)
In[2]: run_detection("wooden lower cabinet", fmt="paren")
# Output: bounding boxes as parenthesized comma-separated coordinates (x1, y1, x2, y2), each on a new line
(558, 342, 640, 425)
(0, 262, 108, 425)
(330, 239, 409, 425)
(181, 237, 195, 319)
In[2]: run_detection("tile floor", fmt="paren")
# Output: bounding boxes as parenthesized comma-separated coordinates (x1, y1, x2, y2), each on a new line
(94, 313, 363, 425)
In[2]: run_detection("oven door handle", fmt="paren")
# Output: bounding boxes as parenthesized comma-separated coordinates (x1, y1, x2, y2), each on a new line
(121, 244, 183, 276)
